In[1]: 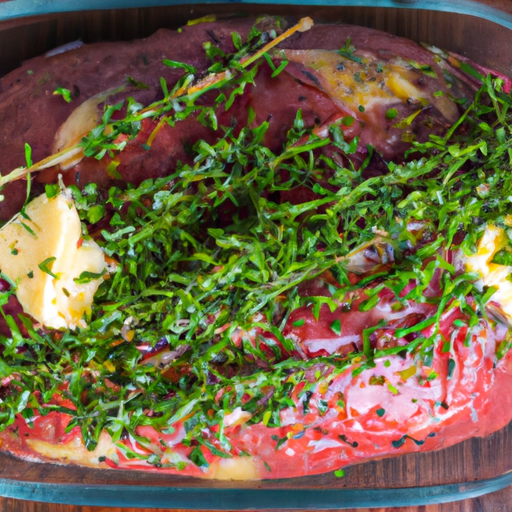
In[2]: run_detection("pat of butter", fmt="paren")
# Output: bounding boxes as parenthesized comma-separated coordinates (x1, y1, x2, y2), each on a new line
(26, 432, 116, 466)
(0, 192, 106, 329)
(465, 225, 512, 320)
(208, 456, 259, 480)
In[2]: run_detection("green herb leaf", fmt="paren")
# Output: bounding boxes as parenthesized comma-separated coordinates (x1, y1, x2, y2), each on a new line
(53, 87, 72, 102)
(38, 256, 59, 279)
(73, 269, 107, 284)
(386, 108, 398, 120)
(329, 319, 342, 335)
(24, 143, 32, 168)
(45, 183, 60, 199)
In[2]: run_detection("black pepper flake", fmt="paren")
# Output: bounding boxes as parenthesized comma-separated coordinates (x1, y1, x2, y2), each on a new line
(206, 29, 221, 45)
(338, 434, 359, 448)
(301, 70, 320, 86)
(392, 432, 435, 448)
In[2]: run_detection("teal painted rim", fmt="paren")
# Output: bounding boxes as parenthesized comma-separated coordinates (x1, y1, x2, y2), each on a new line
(0, 0, 511, 508)
(0, 0, 512, 31)
(1, 471, 512, 509)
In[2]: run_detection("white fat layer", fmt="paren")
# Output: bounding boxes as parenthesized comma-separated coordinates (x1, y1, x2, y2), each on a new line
(45, 40, 84, 57)
(304, 335, 360, 355)
(307, 438, 343, 453)
(223, 407, 252, 427)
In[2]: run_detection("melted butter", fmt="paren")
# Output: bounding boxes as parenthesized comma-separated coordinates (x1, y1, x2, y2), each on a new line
(283, 49, 421, 114)
(207, 456, 260, 480)
(281, 49, 459, 124)
(465, 225, 512, 320)
(26, 432, 115, 467)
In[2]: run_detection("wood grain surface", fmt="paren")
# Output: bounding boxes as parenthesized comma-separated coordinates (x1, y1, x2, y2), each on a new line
(2, 4, 512, 77)
(2, 483, 512, 512)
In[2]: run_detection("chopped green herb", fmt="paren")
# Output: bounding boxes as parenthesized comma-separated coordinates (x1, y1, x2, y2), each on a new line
(189, 446, 209, 468)
(38, 256, 59, 279)
(369, 375, 385, 386)
(387, 383, 399, 395)
(127, 76, 150, 90)
(386, 108, 398, 120)
(20, 222, 36, 237)
(337, 37, 363, 64)
(24, 143, 32, 168)
(53, 87, 72, 102)
(329, 319, 342, 335)
(73, 269, 107, 284)
(45, 183, 60, 199)
(447, 358, 456, 379)
(492, 248, 512, 266)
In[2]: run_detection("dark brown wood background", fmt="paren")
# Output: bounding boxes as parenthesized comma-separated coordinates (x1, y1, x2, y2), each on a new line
(2, 2, 512, 77)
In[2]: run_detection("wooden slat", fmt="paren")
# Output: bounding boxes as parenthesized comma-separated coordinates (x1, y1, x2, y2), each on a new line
(2, 5, 512, 77)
